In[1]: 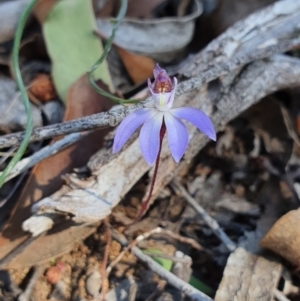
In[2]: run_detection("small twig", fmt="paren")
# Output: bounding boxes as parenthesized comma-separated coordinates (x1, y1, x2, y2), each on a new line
(0, 38, 300, 150)
(111, 230, 212, 301)
(128, 275, 138, 301)
(134, 227, 205, 252)
(274, 289, 291, 301)
(144, 280, 167, 301)
(170, 179, 236, 252)
(0, 170, 27, 207)
(156, 228, 207, 252)
(106, 247, 127, 277)
(131, 246, 213, 301)
(142, 251, 192, 263)
(0, 132, 84, 183)
(100, 218, 111, 301)
(0, 91, 21, 121)
(0, 146, 17, 165)
(18, 265, 45, 301)
(280, 104, 300, 148)
(107, 225, 207, 279)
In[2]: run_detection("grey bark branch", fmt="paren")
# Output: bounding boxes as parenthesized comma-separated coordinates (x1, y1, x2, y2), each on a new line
(0, 133, 85, 183)
(0, 38, 299, 149)
(180, 0, 300, 76)
(171, 179, 236, 252)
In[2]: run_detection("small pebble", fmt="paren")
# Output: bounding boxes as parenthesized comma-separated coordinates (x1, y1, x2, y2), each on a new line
(45, 267, 61, 285)
(86, 271, 102, 297)
(49, 280, 67, 300)
(45, 262, 65, 285)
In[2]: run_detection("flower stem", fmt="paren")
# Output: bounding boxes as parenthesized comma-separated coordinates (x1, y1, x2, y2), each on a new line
(137, 122, 166, 220)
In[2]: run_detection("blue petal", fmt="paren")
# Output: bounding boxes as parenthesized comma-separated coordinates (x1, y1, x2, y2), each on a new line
(164, 112, 189, 163)
(170, 107, 216, 141)
(139, 112, 164, 166)
(113, 108, 155, 153)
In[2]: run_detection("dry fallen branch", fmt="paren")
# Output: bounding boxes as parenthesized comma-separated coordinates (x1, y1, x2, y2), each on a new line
(170, 179, 236, 252)
(0, 132, 85, 183)
(0, 0, 299, 150)
(0, 38, 299, 149)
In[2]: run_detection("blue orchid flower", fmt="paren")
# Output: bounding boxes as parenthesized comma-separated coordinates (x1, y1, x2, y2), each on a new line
(113, 64, 216, 165)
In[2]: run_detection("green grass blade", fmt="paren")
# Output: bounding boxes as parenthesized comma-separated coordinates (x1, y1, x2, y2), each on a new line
(0, 0, 38, 188)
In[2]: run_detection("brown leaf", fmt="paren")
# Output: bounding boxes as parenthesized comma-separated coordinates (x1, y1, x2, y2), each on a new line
(0, 75, 113, 267)
(28, 73, 57, 103)
(96, 0, 167, 19)
(126, 0, 168, 18)
(2, 223, 98, 269)
(34, 0, 57, 23)
(95, 0, 118, 18)
(260, 209, 300, 266)
(115, 45, 155, 84)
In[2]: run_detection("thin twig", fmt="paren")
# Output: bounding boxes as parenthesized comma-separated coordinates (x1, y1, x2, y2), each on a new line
(144, 280, 167, 301)
(107, 226, 205, 276)
(111, 230, 213, 301)
(142, 251, 192, 263)
(0, 170, 27, 207)
(106, 247, 127, 276)
(170, 179, 236, 252)
(0, 146, 17, 165)
(280, 104, 300, 148)
(134, 227, 205, 252)
(131, 246, 213, 301)
(0, 132, 84, 183)
(128, 275, 138, 301)
(0, 38, 300, 150)
(274, 289, 291, 301)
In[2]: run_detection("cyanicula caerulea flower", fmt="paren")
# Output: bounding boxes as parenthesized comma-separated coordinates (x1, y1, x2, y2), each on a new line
(113, 64, 216, 166)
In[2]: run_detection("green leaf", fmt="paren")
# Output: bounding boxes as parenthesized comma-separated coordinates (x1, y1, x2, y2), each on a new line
(189, 275, 214, 296)
(143, 248, 214, 296)
(43, 0, 113, 102)
(143, 248, 173, 271)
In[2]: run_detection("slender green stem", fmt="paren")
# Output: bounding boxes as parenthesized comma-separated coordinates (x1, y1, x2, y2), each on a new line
(0, 0, 39, 188)
(88, 0, 138, 105)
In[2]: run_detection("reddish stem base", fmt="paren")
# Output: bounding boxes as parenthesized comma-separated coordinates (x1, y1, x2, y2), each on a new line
(136, 122, 166, 221)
